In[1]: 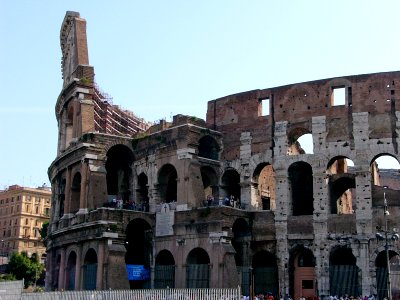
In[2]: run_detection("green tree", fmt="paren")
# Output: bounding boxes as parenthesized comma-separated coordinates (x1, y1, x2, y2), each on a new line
(40, 221, 49, 245)
(7, 252, 45, 288)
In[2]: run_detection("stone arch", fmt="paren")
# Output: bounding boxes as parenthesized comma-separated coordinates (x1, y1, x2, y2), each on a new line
(375, 249, 400, 300)
(154, 249, 175, 288)
(58, 177, 66, 218)
(201, 166, 218, 204)
(83, 248, 97, 290)
(289, 246, 316, 300)
(221, 169, 241, 203)
(125, 218, 152, 289)
(232, 218, 251, 295)
(287, 127, 313, 155)
(329, 246, 360, 296)
(66, 250, 77, 290)
(186, 247, 210, 288)
(252, 250, 278, 297)
(327, 156, 356, 214)
(252, 163, 276, 210)
(288, 161, 313, 216)
(158, 164, 178, 203)
(70, 172, 81, 213)
(198, 135, 220, 160)
(134, 172, 149, 211)
(370, 153, 400, 186)
(105, 144, 134, 203)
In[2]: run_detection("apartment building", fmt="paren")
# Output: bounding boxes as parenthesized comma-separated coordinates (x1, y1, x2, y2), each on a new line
(0, 184, 51, 262)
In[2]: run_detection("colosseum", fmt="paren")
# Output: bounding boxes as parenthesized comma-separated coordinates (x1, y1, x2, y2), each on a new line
(46, 11, 400, 299)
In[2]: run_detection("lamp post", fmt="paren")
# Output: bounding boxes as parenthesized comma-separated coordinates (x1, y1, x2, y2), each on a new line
(375, 188, 400, 300)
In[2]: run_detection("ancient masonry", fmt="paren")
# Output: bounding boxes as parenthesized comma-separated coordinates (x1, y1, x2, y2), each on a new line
(46, 11, 400, 299)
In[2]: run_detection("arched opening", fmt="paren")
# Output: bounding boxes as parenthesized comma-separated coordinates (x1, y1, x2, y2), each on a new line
(106, 144, 134, 204)
(252, 163, 276, 210)
(70, 172, 81, 213)
(375, 250, 400, 300)
(125, 219, 152, 289)
(289, 247, 316, 300)
(158, 164, 178, 203)
(371, 154, 400, 210)
(186, 248, 210, 288)
(83, 248, 97, 290)
(58, 178, 66, 218)
(198, 135, 220, 160)
(327, 156, 356, 214)
(134, 173, 149, 212)
(232, 218, 251, 296)
(289, 162, 313, 216)
(329, 247, 360, 296)
(65, 104, 74, 148)
(66, 251, 77, 290)
(287, 128, 313, 155)
(221, 169, 241, 207)
(54, 254, 61, 290)
(154, 250, 175, 288)
(252, 251, 278, 297)
(201, 166, 218, 206)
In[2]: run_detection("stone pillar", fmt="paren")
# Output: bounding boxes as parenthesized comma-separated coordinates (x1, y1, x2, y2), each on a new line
(354, 164, 373, 235)
(357, 239, 372, 297)
(75, 246, 82, 290)
(77, 159, 88, 214)
(58, 248, 66, 290)
(64, 168, 71, 215)
(96, 241, 105, 290)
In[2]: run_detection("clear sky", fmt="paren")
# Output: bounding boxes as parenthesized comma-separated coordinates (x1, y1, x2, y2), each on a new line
(1, 0, 399, 189)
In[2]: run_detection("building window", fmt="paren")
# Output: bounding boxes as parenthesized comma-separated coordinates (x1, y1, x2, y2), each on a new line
(331, 86, 346, 106)
(36, 206, 39, 214)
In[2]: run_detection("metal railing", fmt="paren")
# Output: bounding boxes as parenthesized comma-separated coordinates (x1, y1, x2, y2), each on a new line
(21, 287, 241, 300)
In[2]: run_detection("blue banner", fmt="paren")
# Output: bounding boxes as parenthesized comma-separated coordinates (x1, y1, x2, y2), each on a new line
(126, 264, 150, 281)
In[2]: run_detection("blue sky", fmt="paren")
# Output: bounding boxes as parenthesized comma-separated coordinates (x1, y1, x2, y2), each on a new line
(1, 1, 399, 188)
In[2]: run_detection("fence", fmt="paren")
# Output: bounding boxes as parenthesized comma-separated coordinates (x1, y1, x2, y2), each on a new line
(21, 287, 241, 300)
(0, 280, 24, 300)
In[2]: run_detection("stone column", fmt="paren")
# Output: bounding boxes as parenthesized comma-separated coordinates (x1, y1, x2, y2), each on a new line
(96, 241, 105, 290)
(58, 248, 66, 290)
(354, 164, 373, 235)
(77, 159, 88, 214)
(357, 239, 372, 297)
(75, 246, 82, 290)
(64, 168, 71, 216)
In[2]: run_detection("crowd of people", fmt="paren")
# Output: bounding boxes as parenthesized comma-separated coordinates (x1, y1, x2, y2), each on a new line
(205, 194, 241, 208)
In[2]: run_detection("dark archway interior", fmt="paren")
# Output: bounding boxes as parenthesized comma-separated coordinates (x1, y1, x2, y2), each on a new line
(106, 145, 134, 201)
(198, 135, 219, 160)
(137, 173, 149, 210)
(70, 172, 81, 213)
(222, 169, 240, 200)
(125, 218, 152, 289)
(289, 162, 313, 216)
(158, 164, 177, 203)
